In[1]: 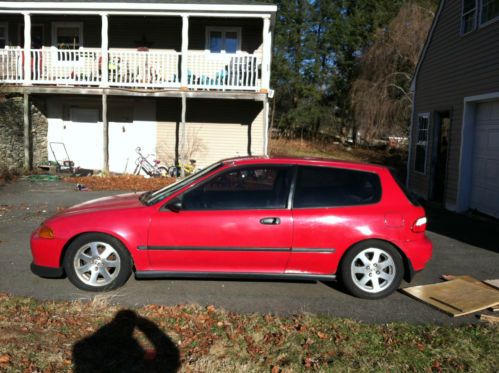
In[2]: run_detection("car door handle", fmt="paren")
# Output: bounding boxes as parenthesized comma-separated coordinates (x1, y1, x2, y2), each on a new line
(260, 217, 280, 225)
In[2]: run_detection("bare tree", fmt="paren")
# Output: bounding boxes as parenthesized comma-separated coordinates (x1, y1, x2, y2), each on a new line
(350, 2, 435, 143)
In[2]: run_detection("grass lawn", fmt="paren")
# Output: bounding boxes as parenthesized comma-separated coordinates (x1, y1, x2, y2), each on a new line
(0, 294, 497, 372)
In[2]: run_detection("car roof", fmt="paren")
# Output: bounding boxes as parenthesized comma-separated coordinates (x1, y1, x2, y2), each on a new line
(220, 156, 388, 173)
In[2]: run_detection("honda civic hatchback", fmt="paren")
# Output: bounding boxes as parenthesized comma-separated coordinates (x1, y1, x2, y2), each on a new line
(31, 157, 432, 299)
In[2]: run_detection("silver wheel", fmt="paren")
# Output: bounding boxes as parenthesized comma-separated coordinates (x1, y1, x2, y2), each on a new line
(73, 241, 121, 287)
(350, 247, 396, 294)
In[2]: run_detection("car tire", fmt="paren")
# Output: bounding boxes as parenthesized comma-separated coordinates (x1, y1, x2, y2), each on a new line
(339, 240, 404, 299)
(63, 233, 132, 292)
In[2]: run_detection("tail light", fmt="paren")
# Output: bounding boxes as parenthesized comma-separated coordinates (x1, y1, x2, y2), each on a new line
(154, 160, 160, 164)
(411, 217, 427, 233)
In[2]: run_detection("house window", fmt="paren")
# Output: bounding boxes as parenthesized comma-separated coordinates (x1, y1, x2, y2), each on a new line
(462, 0, 477, 33)
(0, 23, 8, 48)
(481, 0, 499, 23)
(206, 27, 241, 54)
(52, 22, 83, 50)
(414, 114, 429, 174)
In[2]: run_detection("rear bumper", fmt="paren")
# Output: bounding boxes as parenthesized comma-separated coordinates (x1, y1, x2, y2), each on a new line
(402, 235, 433, 272)
(30, 262, 65, 278)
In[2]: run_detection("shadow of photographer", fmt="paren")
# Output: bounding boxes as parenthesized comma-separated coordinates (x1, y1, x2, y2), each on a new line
(73, 309, 180, 373)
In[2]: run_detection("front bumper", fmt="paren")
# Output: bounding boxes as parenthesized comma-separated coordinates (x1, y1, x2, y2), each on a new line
(31, 262, 65, 278)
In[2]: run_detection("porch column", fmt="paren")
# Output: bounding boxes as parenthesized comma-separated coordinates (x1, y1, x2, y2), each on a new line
(180, 93, 187, 177)
(102, 93, 109, 173)
(100, 13, 109, 88)
(23, 93, 32, 170)
(261, 16, 271, 93)
(23, 13, 31, 85)
(180, 15, 189, 89)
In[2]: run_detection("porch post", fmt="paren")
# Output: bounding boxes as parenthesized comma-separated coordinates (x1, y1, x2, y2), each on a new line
(180, 93, 187, 177)
(180, 15, 189, 89)
(23, 93, 32, 170)
(23, 13, 31, 85)
(261, 16, 271, 93)
(100, 13, 109, 88)
(102, 93, 109, 173)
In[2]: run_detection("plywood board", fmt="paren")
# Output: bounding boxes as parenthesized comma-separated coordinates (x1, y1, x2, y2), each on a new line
(480, 314, 499, 324)
(441, 275, 497, 291)
(484, 279, 499, 290)
(402, 279, 499, 317)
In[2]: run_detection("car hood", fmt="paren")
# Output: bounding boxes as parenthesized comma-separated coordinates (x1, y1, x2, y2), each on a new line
(57, 193, 145, 216)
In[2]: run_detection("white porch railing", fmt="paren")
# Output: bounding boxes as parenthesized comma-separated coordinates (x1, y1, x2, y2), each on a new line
(187, 52, 261, 91)
(0, 48, 23, 83)
(108, 50, 180, 88)
(0, 48, 262, 91)
(30, 48, 102, 85)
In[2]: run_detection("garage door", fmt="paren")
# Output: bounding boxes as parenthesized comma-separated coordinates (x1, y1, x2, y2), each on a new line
(470, 101, 499, 218)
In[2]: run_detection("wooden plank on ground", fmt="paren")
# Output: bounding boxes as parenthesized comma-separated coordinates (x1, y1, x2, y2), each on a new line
(479, 314, 499, 324)
(441, 275, 497, 290)
(484, 279, 499, 290)
(402, 279, 499, 317)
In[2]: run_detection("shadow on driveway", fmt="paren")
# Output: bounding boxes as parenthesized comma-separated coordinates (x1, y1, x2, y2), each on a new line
(424, 202, 499, 254)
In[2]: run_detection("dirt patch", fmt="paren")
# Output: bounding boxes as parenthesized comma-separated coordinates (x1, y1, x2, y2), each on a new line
(63, 175, 176, 191)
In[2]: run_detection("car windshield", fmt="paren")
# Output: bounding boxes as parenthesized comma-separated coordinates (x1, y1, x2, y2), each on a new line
(140, 162, 224, 206)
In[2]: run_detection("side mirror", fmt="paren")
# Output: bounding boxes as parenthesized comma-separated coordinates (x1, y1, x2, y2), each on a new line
(166, 199, 182, 213)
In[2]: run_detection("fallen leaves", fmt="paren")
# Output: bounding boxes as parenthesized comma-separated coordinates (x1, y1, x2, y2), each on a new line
(0, 354, 10, 364)
(0, 294, 497, 372)
(63, 175, 176, 192)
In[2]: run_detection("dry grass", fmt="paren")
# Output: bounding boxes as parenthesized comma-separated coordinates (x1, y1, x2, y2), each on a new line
(0, 293, 497, 372)
(63, 175, 176, 191)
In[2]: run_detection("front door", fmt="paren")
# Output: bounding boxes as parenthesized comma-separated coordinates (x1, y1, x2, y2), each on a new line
(430, 112, 450, 202)
(147, 165, 294, 273)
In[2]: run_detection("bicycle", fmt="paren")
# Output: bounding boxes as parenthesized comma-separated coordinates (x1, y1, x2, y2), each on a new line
(133, 147, 169, 177)
(168, 159, 197, 177)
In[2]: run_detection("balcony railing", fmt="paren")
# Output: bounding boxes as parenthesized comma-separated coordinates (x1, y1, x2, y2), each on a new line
(0, 47, 262, 92)
(187, 51, 261, 91)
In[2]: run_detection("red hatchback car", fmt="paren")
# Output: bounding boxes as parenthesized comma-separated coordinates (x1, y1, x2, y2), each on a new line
(31, 157, 432, 299)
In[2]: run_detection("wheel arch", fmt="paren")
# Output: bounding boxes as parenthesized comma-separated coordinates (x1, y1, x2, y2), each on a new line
(338, 238, 414, 283)
(59, 231, 136, 270)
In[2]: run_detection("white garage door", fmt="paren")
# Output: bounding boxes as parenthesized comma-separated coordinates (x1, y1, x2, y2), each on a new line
(470, 101, 499, 218)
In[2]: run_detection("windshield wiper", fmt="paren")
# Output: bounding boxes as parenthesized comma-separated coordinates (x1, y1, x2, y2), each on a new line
(139, 191, 153, 205)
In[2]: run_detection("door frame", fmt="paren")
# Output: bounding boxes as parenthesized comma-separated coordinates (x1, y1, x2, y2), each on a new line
(429, 110, 451, 202)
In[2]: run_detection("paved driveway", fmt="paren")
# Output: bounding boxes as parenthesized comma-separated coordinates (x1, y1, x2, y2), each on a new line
(0, 179, 497, 325)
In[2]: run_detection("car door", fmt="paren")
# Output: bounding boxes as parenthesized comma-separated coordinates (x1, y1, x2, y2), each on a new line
(147, 165, 294, 273)
(288, 165, 383, 275)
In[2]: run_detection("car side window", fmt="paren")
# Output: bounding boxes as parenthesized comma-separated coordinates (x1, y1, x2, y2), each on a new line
(293, 166, 382, 208)
(182, 166, 292, 210)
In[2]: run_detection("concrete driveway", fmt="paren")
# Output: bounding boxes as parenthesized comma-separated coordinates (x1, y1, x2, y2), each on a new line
(0, 179, 497, 325)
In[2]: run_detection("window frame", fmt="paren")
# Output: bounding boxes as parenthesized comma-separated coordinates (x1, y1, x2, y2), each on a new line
(291, 165, 383, 209)
(414, 113, 430, 175)
(0, 22, 8, 49)
(479, 0, 499, 26)
(205, 26, 242, 54)
(178, 164, 294, 211)
(51, 22, 84, 64)
(461, 0, 478, 34)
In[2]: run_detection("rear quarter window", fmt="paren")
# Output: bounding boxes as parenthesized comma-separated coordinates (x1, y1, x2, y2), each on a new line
(293, 166, 382, 208)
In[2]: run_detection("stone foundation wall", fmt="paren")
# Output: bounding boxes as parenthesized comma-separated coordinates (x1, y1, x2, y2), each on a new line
(0, 95, 48, 171)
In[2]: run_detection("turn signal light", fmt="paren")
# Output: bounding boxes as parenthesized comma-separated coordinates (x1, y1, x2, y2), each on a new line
(411, 217, 427, 233)
(38, 225, 55, 239)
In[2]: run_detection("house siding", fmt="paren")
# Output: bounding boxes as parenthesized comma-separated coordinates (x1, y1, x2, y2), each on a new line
(410, 0, 499, 205)
(156, 98, 265, 167)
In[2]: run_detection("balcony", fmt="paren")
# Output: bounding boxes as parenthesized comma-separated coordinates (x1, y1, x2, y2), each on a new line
(0, 47, 263, 91)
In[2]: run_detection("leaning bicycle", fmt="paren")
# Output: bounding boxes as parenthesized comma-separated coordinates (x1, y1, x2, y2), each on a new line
(133, 147, 169, 177)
